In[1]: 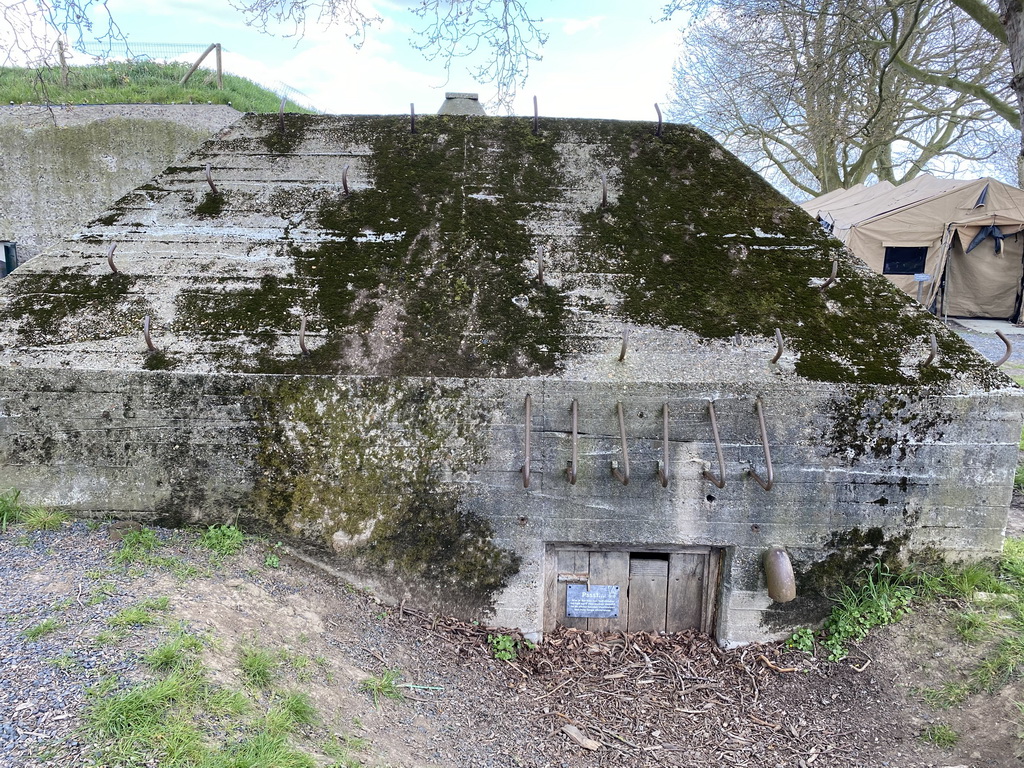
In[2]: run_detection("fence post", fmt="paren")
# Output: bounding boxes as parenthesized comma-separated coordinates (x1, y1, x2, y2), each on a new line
(180, 43, 218, 86)
(215, 44, 223, 89)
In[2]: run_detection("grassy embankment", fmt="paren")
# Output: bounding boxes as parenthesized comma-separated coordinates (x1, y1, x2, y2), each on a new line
(0, 60, 314, 113)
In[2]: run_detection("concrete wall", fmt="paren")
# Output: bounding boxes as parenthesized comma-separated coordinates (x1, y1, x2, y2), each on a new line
(1, 366, 1018, 646)
(0, 105, 240, 264)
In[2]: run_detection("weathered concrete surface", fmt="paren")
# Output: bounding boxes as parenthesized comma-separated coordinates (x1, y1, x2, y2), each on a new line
(0, 104, 240, 264)
(0, 113, 1020, 646)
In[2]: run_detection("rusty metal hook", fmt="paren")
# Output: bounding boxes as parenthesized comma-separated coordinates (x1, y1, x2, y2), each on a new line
(611, 401, 630, 485)
(747, 397, 774, 491)
(703, 400, 726, 489)
(521, 394, 532, 488)
(299, 316, 309, 356)
(820, 259, 838, 292)
(567, 399, 578, 485)
(600, 172, 608, 209)
(106, 243, 118, 274)
(533, 95, 539, 135)
(142, 315, 157, 352)
(342, 164, 350, 196)
(618, 327, 630, 362)
(995, 330, 1013, 367)
(410, 103, 416, 134)
(654, 103, 663, 137)
(537, 244, 545, 283)
(771, 328, 784, 364)
(923, 333, 938, 366)
(205, 164, 218, 196)
(657, 402, 669, 488)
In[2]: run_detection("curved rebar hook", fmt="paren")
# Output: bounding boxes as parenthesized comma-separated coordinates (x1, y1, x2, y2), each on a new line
(703, 400, 726, 489)
(106, 243, 118, 274)
(770, 328, 784, 364)
(299, 316, 309, 356)
(924, 333, 938, 366)
(521, 394, 532, 489)
(342, 164, 350, 196)
(611, 402, 630, 485)
(656, 402, 669, 488)
(205, 164, 218, 196)
(995, 330, 1013, 367)
(618, 327, 630, 362)
(820, 259, 838, 292)
(654, 103, 663, 137)
(142, 315, 157, 352)
(537, 244, 545, 284)
(567, 399, 578, 485)
(600, 172, 608, 209)
(747, 398, 774, 492)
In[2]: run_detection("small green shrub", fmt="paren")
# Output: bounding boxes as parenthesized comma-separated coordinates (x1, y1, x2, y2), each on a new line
(21, 507, 68, 531)
(785, 627, 815, 653)
(200, 524, 244, 557)
(265, 553, 280, 568)
(112, 528, 161, 565)
(0, 488, 26, 531)
(486, 633, 535, 661)
(820, 563, 914, 661)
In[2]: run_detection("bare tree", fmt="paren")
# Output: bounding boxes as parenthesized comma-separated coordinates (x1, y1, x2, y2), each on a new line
(669, 0, 1015, 198)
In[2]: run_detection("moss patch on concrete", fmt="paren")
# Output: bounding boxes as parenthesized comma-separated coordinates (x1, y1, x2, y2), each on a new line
(825, 388, 948, 465)
(193, 190, 225, 218)
(250, 376, 519, 614)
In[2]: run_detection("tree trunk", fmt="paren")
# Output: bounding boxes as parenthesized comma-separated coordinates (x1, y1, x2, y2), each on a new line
(999, 0, 1024, 183)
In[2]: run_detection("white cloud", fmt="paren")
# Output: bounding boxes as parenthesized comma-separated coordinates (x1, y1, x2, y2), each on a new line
(554, 16, 606, 35)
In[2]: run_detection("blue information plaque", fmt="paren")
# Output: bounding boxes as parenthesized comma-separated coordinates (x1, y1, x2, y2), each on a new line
(566, 584, 620, 618)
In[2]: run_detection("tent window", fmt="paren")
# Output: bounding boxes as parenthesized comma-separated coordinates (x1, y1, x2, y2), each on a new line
(883, 246, 927, 275)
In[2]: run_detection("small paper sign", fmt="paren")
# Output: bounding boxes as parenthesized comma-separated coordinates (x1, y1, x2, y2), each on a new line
(914, 273, 931, 282)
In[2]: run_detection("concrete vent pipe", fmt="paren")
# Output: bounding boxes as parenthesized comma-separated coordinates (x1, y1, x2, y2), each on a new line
(763, 547, 796, 603)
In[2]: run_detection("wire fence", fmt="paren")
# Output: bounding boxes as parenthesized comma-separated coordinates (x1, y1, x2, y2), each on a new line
(77, 41, 320, 112)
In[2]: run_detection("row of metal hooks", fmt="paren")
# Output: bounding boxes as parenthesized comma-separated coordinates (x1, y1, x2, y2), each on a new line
(518, 395, 774, 492)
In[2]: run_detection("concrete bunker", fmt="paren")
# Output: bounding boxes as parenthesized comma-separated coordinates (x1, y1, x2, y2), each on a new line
(0, 112, 1020, 646)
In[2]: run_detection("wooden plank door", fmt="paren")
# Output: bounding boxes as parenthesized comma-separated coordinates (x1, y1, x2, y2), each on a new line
(667, 552, 706, 632)
(555, 549, 590, 630)
(587, 551, 629, 633)
(627, 556, 668, 632)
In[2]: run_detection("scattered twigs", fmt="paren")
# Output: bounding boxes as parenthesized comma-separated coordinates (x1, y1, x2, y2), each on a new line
(756, 654, 796, 673)
(995, 329, 1013, 367)
(654, 102, 663, 137)
(205, 163, 218, 196)
(106, 243, 117, 274)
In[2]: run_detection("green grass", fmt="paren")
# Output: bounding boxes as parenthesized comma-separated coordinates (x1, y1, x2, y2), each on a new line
(0, 488, 26, 532)
(0, 61, 314, 113)
(261, 692, 318, 735)
(144, 633, 204, 672)
(920, 723, 959, 749)
(239, 645, 277, 689)
(107, 597, 171, 628)
(359, 669, 404, 707)
(199, 525, 245, 557)
(112, 528, 162, 565)
(819, 563, 914, 661)
(21, 507, 69, 531)
(22, 617, 61, 641)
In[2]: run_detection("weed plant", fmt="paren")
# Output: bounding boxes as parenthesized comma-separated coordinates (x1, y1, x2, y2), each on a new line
(21, 507, 69, 531)
(819, 563, 914, 661)
(112, 528, 161, 565)
(920, 724, 959, 749)
(239, 645, 277, 688)
(200, 525, 244, 557)
(359, 669, 404, 707)
(0, 489, 25, 531)
(22, 617, 61, 641)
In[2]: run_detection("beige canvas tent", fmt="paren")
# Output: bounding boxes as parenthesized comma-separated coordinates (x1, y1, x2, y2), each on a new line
(801, 175, 1024, 322)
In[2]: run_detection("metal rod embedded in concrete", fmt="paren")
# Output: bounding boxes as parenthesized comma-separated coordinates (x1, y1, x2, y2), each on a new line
(703, 400, 726, 489)
(770, 328, 784, 364)
(924, 333, 938, 366)
(654, 103, 663, 137)
(537, 244, 544, 283)
(618, 327, 630, 362)
(205, 164, 218, 196)
(410, 103, 416, 134)
(820, 259, 838, 292)
(143, 315, 157, 352)
(567, 399, 578, 485)
(995, 330, 1013, 367)
(533, 95, 539, 135)
(342, 164, 350, 196)
(601, 172, 608, 209)
(299, 316, 309, 356)
(657, 402, 669, 488)
(611, 401, 630, 485)
(521, 394, 532, 488)
(106, 243, 118, 274)
(279, 95, 287, 133)
(747, 397, 774, 491)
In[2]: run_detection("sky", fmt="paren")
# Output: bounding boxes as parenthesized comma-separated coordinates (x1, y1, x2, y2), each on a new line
(64, 0, 685, 120)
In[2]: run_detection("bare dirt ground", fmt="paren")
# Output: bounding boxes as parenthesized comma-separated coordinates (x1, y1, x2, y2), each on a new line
(4, 516, 1022, 768)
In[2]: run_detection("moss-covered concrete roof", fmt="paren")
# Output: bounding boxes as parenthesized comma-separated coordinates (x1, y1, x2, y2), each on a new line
(0, 113, 1006, 389)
